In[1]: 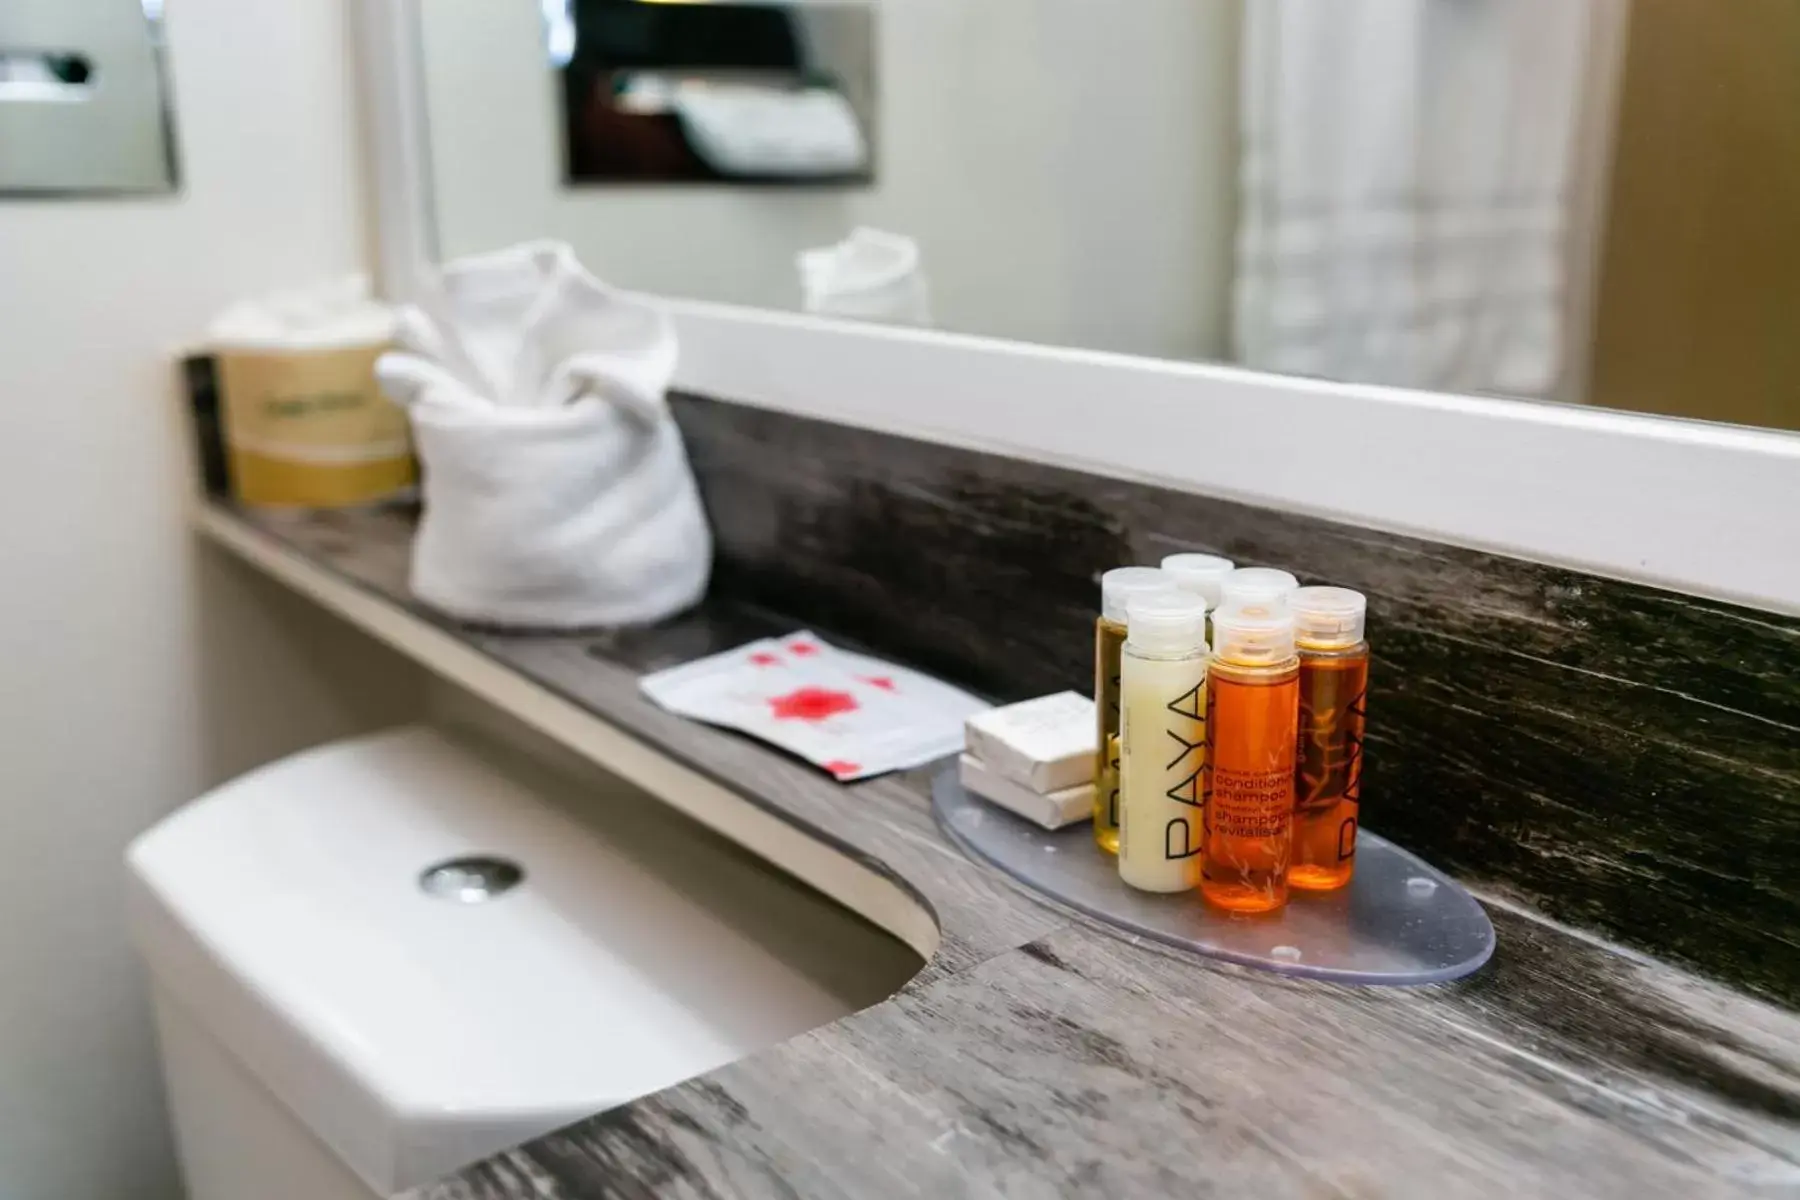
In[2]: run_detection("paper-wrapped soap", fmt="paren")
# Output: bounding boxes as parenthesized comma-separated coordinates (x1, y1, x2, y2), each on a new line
(959, 754, 1091, 830)
(963, 691, 1095, 794)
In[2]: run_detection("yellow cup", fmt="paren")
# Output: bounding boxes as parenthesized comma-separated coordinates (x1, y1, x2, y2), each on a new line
(215, 343, 415, 508)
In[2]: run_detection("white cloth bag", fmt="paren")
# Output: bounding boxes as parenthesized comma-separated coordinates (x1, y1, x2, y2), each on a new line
(377, 242, 711, 628)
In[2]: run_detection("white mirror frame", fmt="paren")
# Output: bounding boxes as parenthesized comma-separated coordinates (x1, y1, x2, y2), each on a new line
(353, 0, 1800, 616)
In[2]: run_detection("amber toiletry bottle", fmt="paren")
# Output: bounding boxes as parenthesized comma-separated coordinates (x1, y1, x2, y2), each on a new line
(1202, 603, 1300, 913)
(1219, 566, 1298, 612)
(1160, 553, 1235, 610)
(1289, 586, 1369, 891)
(1160, 553, 1234, 641)
(1094, 567, 1179, 854)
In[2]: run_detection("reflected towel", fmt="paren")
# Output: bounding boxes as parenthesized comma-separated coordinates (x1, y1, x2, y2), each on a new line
(798, 227, 933, 326)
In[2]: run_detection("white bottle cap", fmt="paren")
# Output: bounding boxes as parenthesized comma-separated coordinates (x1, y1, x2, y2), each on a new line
(1290, 586, 1368, 649)
(1220, 566, 1299, 610)
(1159, 553, 1236, 608)
(1212, 602, 1297, 666)
(1125, 591, 1208, 656)
(1100, 567, 1178, 625)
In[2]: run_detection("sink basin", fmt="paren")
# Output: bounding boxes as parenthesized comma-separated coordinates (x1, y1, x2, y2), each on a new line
(126, 725, 922, 1196)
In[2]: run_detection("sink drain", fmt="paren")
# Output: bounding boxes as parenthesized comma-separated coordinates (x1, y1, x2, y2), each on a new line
(419, 856, 524, 903)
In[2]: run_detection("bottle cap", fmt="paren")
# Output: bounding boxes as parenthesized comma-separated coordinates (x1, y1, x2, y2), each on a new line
(1290, 586, 1367, 648)
(1100, 567, 1177, 625)
(1220, 566, 1299, 610)
(1125, 591, 1208, 656)
(1159, 553, 1236, 608)
(1212, 602, 1297, 666)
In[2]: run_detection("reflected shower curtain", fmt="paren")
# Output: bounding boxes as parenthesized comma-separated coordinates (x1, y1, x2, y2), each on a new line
(1232, 0, 1624, 398)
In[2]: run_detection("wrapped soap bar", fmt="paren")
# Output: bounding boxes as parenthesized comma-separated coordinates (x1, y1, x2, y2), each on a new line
(963, 692, 1095, 794)
(959, 754, 1092, 831)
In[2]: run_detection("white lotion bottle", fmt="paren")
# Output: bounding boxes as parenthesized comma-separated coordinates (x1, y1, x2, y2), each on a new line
(1118, 591, 1210, 893)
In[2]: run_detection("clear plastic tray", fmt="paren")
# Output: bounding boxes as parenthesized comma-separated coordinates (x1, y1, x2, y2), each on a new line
(933, 770, 1494, 985)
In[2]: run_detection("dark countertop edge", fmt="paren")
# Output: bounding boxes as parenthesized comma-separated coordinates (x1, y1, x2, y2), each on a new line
(192, 501, 1800, 1200)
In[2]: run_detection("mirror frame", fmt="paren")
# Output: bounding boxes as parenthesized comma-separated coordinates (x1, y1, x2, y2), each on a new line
(353, 0, 1800, 616)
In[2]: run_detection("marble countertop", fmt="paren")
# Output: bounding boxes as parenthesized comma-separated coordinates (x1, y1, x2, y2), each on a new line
(201, 504, 1800, 1200)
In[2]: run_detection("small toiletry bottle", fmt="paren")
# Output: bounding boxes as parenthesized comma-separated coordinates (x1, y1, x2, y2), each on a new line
(1161, 553, 1235, 637)
(1219, 566, 1299, 612)
(1289, 587, 1369, 891)
(1203, 603, 1300, 913)
(1094, 567, 1179, 854)
(1118, 592, 1209, 892)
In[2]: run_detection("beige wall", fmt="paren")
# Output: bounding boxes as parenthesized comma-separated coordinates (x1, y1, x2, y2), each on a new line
(1588, 0, 1800, 432)
(0, 2, 423, 1196)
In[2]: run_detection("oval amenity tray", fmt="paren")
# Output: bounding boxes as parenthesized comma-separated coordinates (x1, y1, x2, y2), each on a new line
(932, 769, 1494, 985)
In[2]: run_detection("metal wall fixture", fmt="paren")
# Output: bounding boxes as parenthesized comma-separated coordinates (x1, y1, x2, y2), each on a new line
(0, 0, 179, 195)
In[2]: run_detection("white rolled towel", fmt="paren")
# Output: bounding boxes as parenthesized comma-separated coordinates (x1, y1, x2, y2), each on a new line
(798, 227, 932, 327)
(377, 242, 711, 628)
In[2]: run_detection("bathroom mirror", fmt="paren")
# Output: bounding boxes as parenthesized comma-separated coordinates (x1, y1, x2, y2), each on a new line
(0, 0, 178, 195)
(409, 0, 1800, 433)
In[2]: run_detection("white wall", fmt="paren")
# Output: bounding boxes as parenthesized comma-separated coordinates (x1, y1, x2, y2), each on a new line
(0, 2, 423, 1197)
(421, 0, 1242, 361)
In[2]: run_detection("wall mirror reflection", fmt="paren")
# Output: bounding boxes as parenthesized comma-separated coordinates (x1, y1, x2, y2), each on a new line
(415, 0, 1800, 432)
(550, 0, 875, 185)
